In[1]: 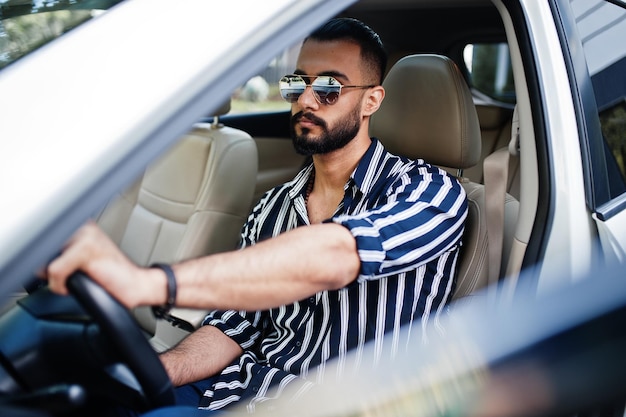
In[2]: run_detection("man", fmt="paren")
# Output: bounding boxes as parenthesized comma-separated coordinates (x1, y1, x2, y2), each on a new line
(46, 18, 467, 415)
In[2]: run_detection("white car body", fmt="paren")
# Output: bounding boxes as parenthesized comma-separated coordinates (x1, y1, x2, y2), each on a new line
(0, 0, 355, 290)
(0, 0, 625, 415)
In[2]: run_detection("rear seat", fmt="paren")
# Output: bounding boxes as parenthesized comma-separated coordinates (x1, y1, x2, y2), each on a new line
(470, 105, 513, 174)
(485, 105, 521, 281)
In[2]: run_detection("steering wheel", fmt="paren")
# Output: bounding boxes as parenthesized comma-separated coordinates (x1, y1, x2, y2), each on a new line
(66, 272, 175, 409)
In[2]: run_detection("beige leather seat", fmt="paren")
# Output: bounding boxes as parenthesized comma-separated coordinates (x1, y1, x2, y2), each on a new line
(97, 100, 258, 348)
(483, 105, 521, 281)
(370, 54, 518, 302)
(462, 104, 513, 185)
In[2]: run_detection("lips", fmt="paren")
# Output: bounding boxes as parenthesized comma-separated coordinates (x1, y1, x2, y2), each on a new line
(298, 117, 319, 129)
(293, 112, 326, 130)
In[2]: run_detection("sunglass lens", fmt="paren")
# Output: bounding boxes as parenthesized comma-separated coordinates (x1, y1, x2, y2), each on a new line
(315, 89, 340, 105)
(312, 76, 341, 105)
(279, 75, 306, 103)
(279, 75, 342, 105)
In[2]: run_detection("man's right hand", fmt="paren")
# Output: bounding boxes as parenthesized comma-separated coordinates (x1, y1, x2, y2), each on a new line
(45, 222, 167, 309)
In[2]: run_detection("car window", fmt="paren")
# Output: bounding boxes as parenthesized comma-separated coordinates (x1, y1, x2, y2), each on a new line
(230, 43, 302, 114)
(0, 0, 122, 70)
(571, 0, 626, 199)
(0, 10, 91, 70)
(463, 42, 515, 104)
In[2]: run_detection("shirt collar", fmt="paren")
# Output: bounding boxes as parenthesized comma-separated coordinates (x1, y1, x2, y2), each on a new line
(288, 163, 314, 201)
(349, 137, 385, 196)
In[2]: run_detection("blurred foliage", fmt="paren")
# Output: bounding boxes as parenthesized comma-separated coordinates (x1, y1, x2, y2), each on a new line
(600, 102, 626, 183)
(231, 98, 290, 114)
(231, 84, 290, 114)
(0, 10, 92, 70)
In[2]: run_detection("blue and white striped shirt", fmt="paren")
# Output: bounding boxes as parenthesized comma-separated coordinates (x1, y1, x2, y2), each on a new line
(200, 138, 467, 411)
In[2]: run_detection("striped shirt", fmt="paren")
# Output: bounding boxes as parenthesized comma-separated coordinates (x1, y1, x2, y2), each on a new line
(199, 138, 467, 412)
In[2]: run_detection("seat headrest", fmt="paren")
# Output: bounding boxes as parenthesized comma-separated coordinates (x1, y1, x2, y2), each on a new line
(370, 54, 481, 170)
(213, 99, 231, 117)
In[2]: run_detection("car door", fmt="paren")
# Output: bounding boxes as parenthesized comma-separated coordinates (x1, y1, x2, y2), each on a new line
(555, 0, 626, 265)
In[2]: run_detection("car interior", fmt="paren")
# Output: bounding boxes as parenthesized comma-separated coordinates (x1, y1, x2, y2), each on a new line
(0, 0, 523, 350)
(0, 0, 554, 414)
(95, 48, 522, 350)
(92, 0, 529, 350)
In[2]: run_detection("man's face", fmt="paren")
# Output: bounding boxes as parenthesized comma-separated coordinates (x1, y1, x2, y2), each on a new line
(290, 39, 368, 156)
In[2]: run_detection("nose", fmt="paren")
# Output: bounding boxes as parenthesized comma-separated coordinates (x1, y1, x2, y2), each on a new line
(296, 85, 320, 110)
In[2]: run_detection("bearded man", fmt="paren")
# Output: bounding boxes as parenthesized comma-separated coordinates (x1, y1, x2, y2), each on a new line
(46, 17, 467, 416)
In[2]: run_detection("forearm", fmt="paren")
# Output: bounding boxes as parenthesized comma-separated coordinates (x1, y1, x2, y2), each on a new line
(160, 325, 243, 386)
(47, 221, 360, 312)
(172, 222, 360, 311)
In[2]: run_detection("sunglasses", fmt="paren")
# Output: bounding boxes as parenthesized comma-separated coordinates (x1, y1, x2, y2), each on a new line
(279, 74, 376, 105)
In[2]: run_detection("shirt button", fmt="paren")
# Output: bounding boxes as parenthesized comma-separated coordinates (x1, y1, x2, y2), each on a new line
(252, 386, 259, 392)
(296, 341, 302, 347)
(309, 297, 315, 303)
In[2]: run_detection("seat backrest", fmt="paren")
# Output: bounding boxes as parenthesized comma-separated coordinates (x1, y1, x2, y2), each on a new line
(369, 54, 499, 301)
(462, 104, 513, 184)
(97, 100, 258, 338)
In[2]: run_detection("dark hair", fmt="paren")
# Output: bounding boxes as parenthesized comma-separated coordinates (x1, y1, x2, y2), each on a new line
(305, 17, 387, 85)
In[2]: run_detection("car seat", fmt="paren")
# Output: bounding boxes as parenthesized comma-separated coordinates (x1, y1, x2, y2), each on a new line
(96, 100, 258, 348)
(369, 54, 519, 302)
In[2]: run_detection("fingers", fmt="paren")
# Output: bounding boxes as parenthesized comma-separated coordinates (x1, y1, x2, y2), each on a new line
(45, 222, 113, 296)
(44, 222, 156, 309)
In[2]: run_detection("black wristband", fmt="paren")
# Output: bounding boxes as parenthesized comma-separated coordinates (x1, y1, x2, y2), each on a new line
(150, 263, 177, 318)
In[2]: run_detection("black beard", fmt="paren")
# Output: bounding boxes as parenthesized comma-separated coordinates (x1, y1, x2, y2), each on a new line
(290, 108, 361, 156)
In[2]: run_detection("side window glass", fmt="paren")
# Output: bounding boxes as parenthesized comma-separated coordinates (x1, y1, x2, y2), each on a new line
(230, 43, 302, 114)
(599, 101, 626, 194)
(0, 10, 94, 70)
(463, 42, 515, 104)
(571, 0, 626, 197)
(0, 0, 124, 72)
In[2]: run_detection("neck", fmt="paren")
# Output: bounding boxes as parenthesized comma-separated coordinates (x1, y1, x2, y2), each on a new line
(311, 133, 371, 190)
(305, 134, 370, 224)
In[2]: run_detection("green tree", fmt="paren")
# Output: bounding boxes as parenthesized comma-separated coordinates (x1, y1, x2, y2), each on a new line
(0, 10, 91, 70)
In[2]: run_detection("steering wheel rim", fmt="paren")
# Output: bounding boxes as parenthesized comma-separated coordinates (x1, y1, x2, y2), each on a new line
(67, 272, 175, 409)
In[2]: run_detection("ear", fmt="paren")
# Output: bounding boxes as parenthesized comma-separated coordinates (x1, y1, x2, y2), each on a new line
(362, 86, 385, 117)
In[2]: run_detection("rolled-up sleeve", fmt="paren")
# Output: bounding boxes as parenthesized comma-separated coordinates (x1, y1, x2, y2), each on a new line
(332, 164, 467, 280)
(202, 310, 267, 350)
